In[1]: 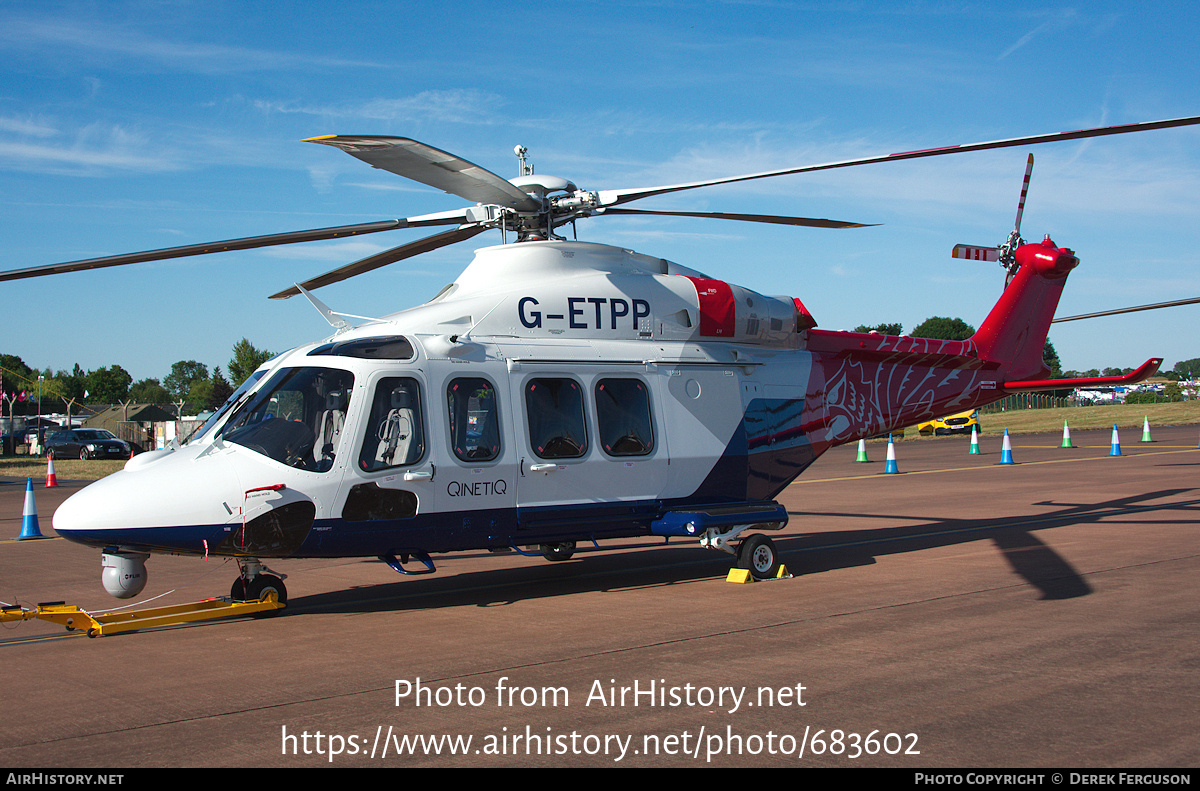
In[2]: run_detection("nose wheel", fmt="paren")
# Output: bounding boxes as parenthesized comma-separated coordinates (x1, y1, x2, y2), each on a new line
(231, 558, 288, 613)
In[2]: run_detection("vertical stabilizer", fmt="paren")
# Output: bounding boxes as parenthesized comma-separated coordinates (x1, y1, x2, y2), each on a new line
(972, 237, 1077, 382)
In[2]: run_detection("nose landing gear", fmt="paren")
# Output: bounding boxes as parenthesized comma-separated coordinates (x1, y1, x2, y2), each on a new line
(232, 558, 288, 611)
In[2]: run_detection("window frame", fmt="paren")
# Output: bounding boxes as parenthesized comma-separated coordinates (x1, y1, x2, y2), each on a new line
(524, 376, 590, 460)
(358, 376, 426, 472)
(447, 376, 503, 463)
(594, 377, 655, 457)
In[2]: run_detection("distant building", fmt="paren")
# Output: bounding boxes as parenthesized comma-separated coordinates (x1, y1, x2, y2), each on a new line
(84, 404, 178, 452)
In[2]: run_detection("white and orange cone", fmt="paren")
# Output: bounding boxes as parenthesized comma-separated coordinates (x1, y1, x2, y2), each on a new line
(45, 452, 58, 488)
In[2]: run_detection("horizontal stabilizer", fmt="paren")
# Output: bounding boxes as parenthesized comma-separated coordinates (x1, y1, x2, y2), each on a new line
(1003, 358, 1162, 391)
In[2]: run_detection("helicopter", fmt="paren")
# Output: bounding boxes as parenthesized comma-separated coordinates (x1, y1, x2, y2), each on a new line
(2, 115, 1197, 605)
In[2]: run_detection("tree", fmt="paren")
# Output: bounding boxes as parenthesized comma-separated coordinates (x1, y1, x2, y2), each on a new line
(53, 364, 86, 401)
(229, 339, 274, 386)
(164, 361, 209, 402)
(208, 367, 234, 410)
(910, 316, 975, 341)
(1043, 340, 1062, 379)
(130, 378, 172, 403)
(853, 322, 903, 335)
(185, 378, 214, 412)
(1173, 358, 1200, 379)
(84, 365, 132, 403)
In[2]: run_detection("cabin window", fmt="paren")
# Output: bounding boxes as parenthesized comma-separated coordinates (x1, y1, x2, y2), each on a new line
(220, 367, 354, 472)
(447, 378, 501, 462)
(359, 378, 424, 471)
(525, 378, 588, 459)
(595, 378, 654, 456)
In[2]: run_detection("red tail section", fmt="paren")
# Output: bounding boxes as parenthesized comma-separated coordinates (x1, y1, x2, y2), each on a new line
(801, 236, 1083, 448)
(972, 237, 1078, 381)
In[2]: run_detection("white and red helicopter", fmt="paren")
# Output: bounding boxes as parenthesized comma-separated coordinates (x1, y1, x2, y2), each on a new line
(3, 116, 1197, 605)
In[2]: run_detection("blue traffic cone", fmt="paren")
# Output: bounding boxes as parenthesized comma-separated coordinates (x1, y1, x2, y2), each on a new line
(17, 478, 44, 540)
(1109, 424, 1123, 456)
(884, 436, 899, 474)
(969, 425, 981, 455)
(999, 429, 1015, 464)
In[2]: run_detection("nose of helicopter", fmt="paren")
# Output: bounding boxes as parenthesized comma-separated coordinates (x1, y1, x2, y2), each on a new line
(53, 447, 244, 553)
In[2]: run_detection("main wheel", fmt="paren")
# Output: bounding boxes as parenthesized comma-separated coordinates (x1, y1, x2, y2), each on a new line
(541, 541, 576, 562)
(737, 534, 780, 580)
(231, 573, 288, 611)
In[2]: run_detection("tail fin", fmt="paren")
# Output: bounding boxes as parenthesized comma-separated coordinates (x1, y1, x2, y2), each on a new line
(972, 236, 1078, 381)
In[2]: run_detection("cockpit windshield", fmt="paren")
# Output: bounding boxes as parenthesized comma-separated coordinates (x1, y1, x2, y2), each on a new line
(218, 367, 354, 471)
(187, 368, 268, 445)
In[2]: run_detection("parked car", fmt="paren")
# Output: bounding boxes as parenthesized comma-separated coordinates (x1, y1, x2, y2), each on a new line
(45, 428, 131, 460)
(918, 409, 980, 436)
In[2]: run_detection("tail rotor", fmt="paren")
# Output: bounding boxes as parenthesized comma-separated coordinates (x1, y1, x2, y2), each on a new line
(952, 153, 1035, 288)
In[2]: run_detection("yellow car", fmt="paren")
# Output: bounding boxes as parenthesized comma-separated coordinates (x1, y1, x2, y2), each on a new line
(918, 409, 980, 436)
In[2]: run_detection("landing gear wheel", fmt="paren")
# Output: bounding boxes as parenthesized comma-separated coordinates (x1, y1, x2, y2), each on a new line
(737, 534, 780, 580)
(231, 573, 288, 613)
(541, 541, 576, 561)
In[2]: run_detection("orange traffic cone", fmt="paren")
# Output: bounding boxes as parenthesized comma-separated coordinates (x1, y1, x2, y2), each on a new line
(45, 452, 58, 488)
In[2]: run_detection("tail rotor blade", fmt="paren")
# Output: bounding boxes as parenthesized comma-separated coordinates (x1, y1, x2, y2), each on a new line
(951, 244, 999, 261)
(1013, 153, 1034, 236)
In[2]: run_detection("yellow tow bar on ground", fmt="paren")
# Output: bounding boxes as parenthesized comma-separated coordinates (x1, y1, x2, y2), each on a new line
(1, 594, 284, 637)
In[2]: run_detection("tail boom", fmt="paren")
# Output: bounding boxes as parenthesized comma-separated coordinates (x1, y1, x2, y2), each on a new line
(800, 236, 1090, 447)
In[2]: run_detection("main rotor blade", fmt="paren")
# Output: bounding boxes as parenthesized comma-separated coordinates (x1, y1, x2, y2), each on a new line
(0, 210, 469, 283)
(597, 115, 1200, 208)
(307, 135, 541, 213)
(1052, 296, 1200, 323)
(596, 207, 875, 229)
(269, 224, 489, 299)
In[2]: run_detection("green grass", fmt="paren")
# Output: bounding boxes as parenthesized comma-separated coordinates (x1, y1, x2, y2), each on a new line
(0, 456, 126, 481)
(975, 401, 1200, 436)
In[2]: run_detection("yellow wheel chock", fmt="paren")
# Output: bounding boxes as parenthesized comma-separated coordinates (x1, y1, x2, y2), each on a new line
(1, 593, 284, 637)
(726, 564, 791, 583)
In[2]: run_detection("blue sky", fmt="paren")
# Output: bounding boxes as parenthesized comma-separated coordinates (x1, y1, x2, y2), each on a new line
(3, 1, 1200, 384)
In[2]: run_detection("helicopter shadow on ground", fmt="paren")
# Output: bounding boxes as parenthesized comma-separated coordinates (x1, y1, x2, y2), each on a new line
(283, 487, 1199, 617)
(286, 540, 742, 617)
(785, 487, 1200, 600)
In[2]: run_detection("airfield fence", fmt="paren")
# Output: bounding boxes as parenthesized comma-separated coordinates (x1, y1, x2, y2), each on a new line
(980, 393, 1075, 413)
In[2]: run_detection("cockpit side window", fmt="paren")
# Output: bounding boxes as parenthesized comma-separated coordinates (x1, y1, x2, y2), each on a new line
(447, 378, 500, 462)
(220, 367, 354, 472)
(359, 377, 424, 471)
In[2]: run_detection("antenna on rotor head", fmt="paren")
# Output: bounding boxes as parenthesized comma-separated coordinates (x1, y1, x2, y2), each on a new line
(515, 145, 532, 176)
